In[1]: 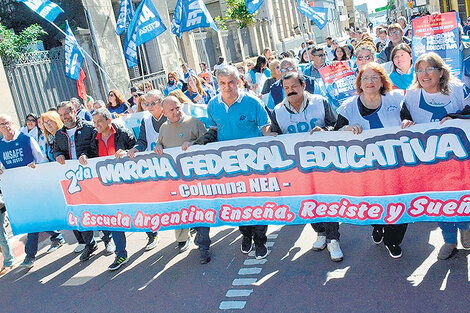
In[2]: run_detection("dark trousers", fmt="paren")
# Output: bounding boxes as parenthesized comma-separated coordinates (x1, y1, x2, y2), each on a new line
(146, 231, 158, 239)
(25, 231, 63, 259)
(239, 225, 267, 246)
(73, 230, 112, 246)
(373, 224, 408, 245)
(112, 231, 127, 258)
(194, 227, 211, 251)
(311, 222, 340, 241)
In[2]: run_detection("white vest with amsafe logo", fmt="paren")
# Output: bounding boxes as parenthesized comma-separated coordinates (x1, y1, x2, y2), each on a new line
(337, 89, 404, 130)
(143, 115, 159, 152)
(274, 94, 326, 134)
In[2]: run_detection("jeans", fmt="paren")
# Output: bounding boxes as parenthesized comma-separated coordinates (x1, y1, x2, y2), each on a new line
(0, 211, 14, 267)
(311, 222, 340, 241)
(438, 222, 470, 244)
(25, 231, 63, 259)
(194, 227, 211, 251)
(239, 225, 267, 247)
(111, 231, 127, 258)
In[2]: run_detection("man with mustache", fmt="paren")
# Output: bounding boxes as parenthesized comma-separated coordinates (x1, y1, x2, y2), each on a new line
(269, 72, 343, 262)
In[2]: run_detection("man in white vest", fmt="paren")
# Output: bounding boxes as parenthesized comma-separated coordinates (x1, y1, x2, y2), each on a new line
(118, 89, 167, 251)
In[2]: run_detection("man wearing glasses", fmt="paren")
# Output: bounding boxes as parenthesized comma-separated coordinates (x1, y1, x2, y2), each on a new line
(266, 58, 327, 110)
(303, 47, 328, 79)
(377, 24, 411, 64)
(120, 89, 167, 251)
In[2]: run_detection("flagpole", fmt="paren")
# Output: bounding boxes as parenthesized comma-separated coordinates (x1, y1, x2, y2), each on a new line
(298, 11, 311, 64)
(138, 46, 145, 77)
(198, 28, 212, 72)
(49, 21, 122, 93)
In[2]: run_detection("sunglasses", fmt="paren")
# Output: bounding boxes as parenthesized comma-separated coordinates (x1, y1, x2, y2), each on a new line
(26, 118, 36, 122)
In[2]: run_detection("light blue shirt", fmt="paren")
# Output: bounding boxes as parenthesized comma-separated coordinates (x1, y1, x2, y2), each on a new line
(207, 91, 270, 141)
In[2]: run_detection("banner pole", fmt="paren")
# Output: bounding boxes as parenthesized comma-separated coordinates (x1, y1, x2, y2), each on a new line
(298, 12, 311, 63)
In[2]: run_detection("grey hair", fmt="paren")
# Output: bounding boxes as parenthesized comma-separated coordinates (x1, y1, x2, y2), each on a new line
(216, 65, 239, 81)
(57, 101, 75, 112)
(280, 58, 297, 69)
(94, 100, 106, 109)
(92, 108, 112, 120)
(397, 16, 407, 23)
(144, 89, 164, 101)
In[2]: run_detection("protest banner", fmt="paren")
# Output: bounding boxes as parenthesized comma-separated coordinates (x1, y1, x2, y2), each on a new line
(411, 12, 462, 77)
(319, 61, 357, 109)
(2, 121, 470, 235)
(118, 111, 151, 139)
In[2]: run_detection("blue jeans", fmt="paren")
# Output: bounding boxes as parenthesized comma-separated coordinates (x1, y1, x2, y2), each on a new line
(438, 222, 470, 244)
(0, 211, 14, 266)
(25, 231, 64, 259)
(111, 231, 127, 258)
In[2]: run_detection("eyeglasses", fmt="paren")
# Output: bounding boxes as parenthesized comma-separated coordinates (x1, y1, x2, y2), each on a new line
(0, 122, 10, 127)
(280, 66, 295, 73)
(43, 120, 54, 126)
(416, 67, 439, 75)
(26, 118, 36, 122)
(357, 55, 372, 61)
(144, 100, 159, 107)
(361, 76, 381, 82)
(388, 30, 402, 36)
(312, 53, 325, 58)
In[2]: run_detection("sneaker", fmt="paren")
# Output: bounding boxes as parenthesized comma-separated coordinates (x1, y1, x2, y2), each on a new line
(0, 265, 13, 276)
(74, 243, 86, 253)
(438, 243, 457, 260)
(312, 235, 327, 251)
(177, 238, 190, 253)
(372, 228, 383, 245)
(460, 227, 470, 250)
(385, 244, 402, 259)
(80, 244, 98, 262)
(104, 241, 116, 256)
(47, 239, 65, 254)
(108, 256, 128, 271)
(200, 250, 211, 264)
(327, 240, 344, 262)
(190, 228, 197, 236)
(145, 235, 160, 251)
(20, 257, 35, 269)
(241, 236, 253, 254)
(255, 243, 268, 259)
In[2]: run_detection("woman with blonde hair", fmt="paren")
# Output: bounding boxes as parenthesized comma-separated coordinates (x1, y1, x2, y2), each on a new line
(335, 62, 407, 259)
(41, 110, 64, 162)
(401, 52, 470, 259)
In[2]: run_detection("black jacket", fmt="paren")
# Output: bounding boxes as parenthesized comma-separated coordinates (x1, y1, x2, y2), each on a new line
(54, 118, 97, 160)
(90, 122, 136, 156)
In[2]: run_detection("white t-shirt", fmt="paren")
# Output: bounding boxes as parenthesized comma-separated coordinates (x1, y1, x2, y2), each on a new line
(66, 127, 78, 160)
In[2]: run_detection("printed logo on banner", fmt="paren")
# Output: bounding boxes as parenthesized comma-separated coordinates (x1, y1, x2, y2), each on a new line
(64, 21, 84, 81)
(297, 0, 328, 30)
(319, 61, 356, 108)
(171, 0, 218, 38)
(115, 0, 134, 35)
(411, 12, 462, 77)
(17, 0, 64, 24)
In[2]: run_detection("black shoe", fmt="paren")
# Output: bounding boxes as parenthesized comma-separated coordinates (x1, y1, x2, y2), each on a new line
(177, 238, 190, 253)
(385, 244, 402, 259)
(200, 250, 211, 264)
(108, 256, 128, 271)
(372, 228, 383, 244)
(255, 243, 268, 259)
(80, 244, 98, 262)
(241, 236, 253, 254)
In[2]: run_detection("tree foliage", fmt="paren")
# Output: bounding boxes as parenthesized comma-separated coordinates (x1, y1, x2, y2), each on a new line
(216, 0, 257, 29)
(0, 23, 47, 60)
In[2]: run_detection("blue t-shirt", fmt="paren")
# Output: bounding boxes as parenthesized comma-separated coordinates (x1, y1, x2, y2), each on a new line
(164, 81, 183, 96)
(0, 132, 35, 169)
(108, 103, 129, 114)
(185, 89, 211, 104)
(207, 92, 270, 141)
(389, 69, 414, 90)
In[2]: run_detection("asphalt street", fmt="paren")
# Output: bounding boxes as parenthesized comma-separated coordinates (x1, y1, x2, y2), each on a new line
(0, 222, 469, 313)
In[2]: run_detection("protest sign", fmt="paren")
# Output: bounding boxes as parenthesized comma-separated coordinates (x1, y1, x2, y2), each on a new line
(3, 121, 470, 235)
(412, 12, 462, 77)
(319, 61, 357, 109)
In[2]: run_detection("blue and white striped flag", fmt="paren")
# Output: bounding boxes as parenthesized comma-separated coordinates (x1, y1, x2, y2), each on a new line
(16, 0, 64, 24)
(115, 0, 134, 35)
(297, 0, 328, 30)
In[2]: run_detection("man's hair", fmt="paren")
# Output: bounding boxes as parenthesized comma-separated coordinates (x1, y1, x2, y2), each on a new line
(281, 71, 306, 87)
(92, 108, 112, 120)
(216, 65, 239, 80)
(144, 89, 164, 101)
(57, 101, 75, 112)
(279, 58, 297, 69)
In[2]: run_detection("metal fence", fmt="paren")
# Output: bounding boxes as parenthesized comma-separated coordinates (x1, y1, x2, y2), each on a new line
(129, 70, 167, 92)
(3, 48, 78, 125)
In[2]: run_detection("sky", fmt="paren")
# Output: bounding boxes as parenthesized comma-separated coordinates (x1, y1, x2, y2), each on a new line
(354, 0, 388, 12)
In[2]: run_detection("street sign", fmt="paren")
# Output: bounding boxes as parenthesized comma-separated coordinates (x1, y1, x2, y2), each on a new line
(375, 5, 388, 12)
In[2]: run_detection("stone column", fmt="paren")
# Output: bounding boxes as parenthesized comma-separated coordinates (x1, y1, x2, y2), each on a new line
(82, 0, 130, 95)
(283, 0, 296, 37)
(181, 32, 201, 70)
(0, 57, 20, 125)
(248, 24, 262, 56)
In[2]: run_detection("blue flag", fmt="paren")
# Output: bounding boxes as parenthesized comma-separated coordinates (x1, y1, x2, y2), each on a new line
(297, 0, 328, 30)
(171, 0, 218, 39)
(64, 21, 84, 81)
(17, 0, 64, 24)
(123, 0, 167, 68)
(245, 0, 264, 14)
(115, 0, 134, 35)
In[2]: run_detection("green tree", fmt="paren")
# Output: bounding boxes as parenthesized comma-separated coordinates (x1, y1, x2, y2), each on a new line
(0, 23, 47, 61)
(216, 0, 257, 29)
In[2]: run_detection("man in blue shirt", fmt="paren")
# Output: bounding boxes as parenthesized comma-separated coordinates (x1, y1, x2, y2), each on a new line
(0, 114, 65, 271)
(303, 47, 328, 79)
(207, 65, 275, 259)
